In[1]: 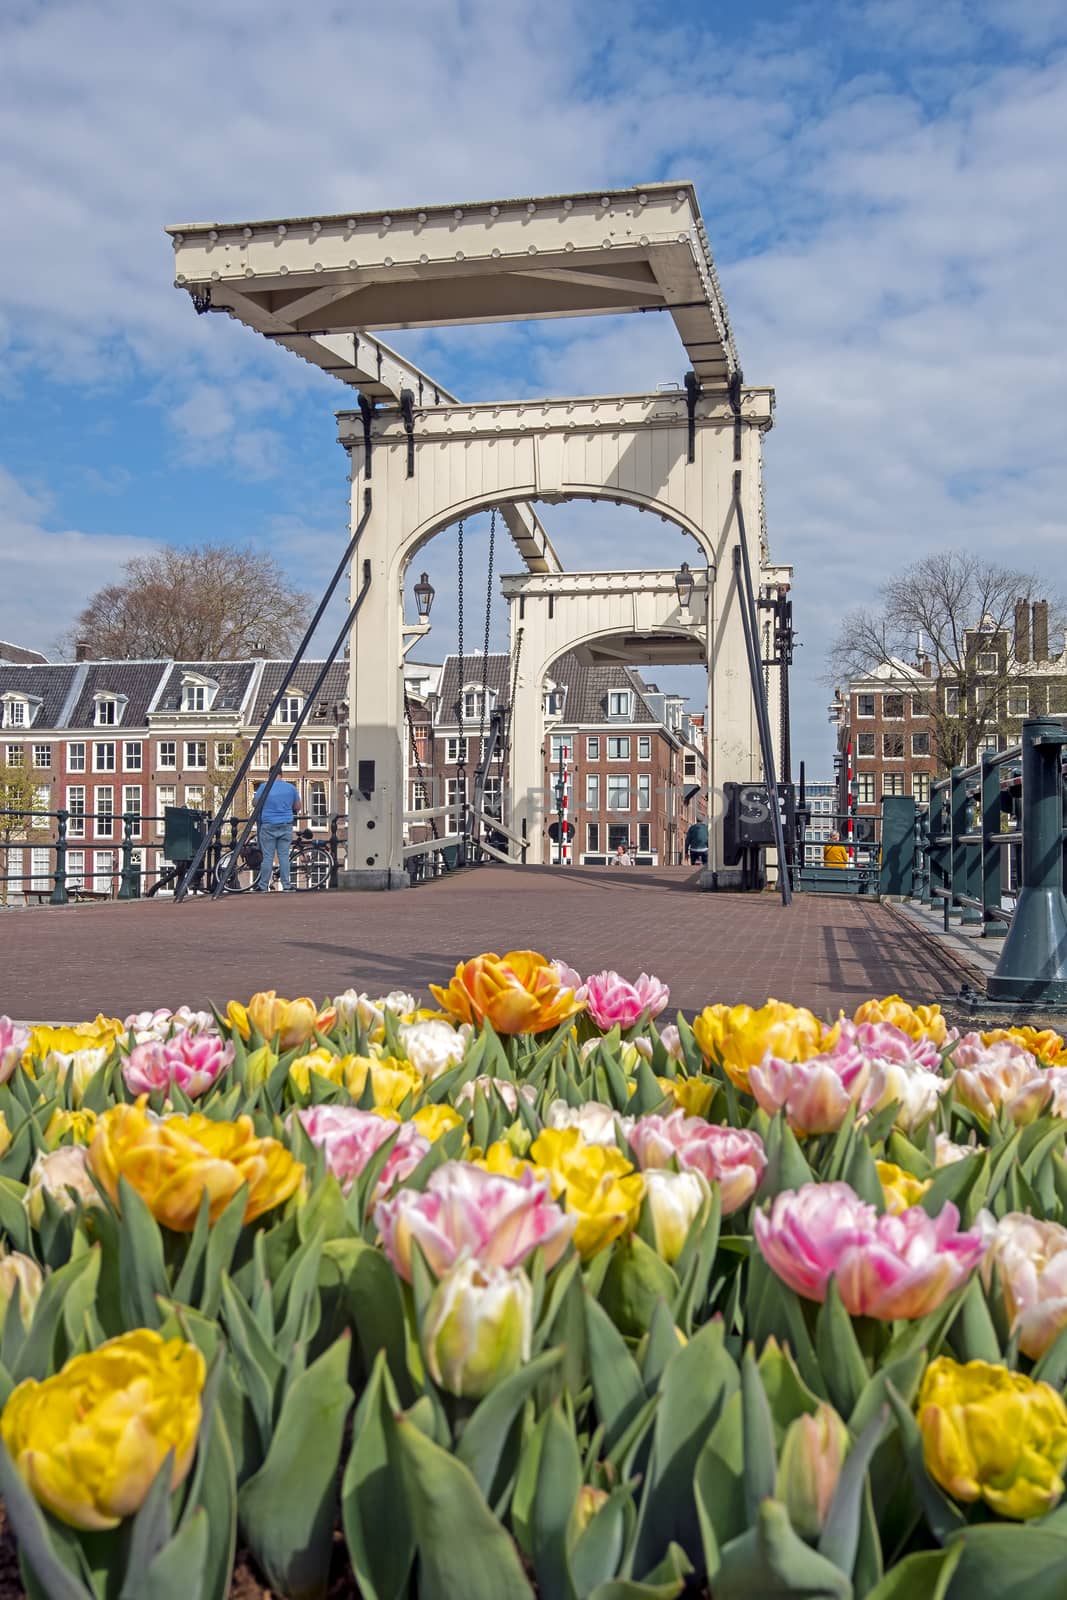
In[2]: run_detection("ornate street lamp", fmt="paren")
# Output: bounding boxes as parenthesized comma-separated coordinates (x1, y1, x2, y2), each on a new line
(413, 571, 435, 622)
(673, 561, 695, 610)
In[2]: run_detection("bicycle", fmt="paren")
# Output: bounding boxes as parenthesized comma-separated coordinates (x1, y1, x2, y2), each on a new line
(219, 828, 333, 893)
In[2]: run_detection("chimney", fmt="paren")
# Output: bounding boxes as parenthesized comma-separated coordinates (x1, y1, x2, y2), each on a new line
(74, 640, 91, 663)
(1032, 600, 1049, 662)
(1014, 599, 1030, 664)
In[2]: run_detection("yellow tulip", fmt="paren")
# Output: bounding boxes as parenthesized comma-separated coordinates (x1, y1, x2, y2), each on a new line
(1, 1330, 204, 1531)
(225, 991, 337, 1050)
(23, 1019, 123, 1076)
(982, 1026, 1067, 1067)
(876, 1160, 932, 1216)
(288, 1048, 347, 1095)
(243, 1044, 279, 1088)
(853, 996, 950, 1047)
(0, 1110, 10, 1160)
(656, 1074, 716, 1118)
(470, 1140, 535, 1181)
(411, 1103, 466, 1142)
(917, 1356, 1067, 1520)
(430, 951, 585, 1035)
(529, 1127, 644, 1258)
(345, 1055, 423, 1110)
(43, 1107, 98, 1148)
(692, 1001, 832, 1092)
(88, 1103, 303, 1232)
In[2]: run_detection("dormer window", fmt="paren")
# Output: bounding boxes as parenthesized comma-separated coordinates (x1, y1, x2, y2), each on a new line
(1, 693, 41, 728)
(607, 690, 634, 719)
(180, 673, 218, 713)
(278, 695, 303, 725)
(93, 693, 128, 728)
(460, 685, 495, 723)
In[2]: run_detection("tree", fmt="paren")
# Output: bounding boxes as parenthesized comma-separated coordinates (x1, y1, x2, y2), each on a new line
(60, 544, 313, 661)
(0, 760, 48, 905)
(828, 552, 1060, 769)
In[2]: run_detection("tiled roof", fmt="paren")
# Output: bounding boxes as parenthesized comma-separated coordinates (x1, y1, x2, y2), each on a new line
(435, 653, 513, 724)
(67, 662, 171, 727)
(0, 664, 78, 729)
(548, 656, 659, 727)
(249, 661, 348, 723)
(152, 661, 259, 716)
(0, 641, 49, 664)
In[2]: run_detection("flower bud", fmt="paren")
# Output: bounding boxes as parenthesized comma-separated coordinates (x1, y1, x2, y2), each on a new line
(43, 1108, 98, 1149)
(775, 1402, 849, 1539)
(575, 1485, 609, 1534)
(23, 1145, 99, 1226)
(421, 1257, 532, 1398)
(0, 1251, 44, 1331)
(243, 1044, 279, 1089)
(643, 1169, 710, 1264)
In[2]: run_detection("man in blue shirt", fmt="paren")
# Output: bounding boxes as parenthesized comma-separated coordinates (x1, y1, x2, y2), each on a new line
(253, 775, 301, 891)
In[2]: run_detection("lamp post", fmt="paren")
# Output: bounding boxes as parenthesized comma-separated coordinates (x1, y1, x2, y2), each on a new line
(673, 561, 695, 611)
(554, 756, 565, 867)
(413, 571, 435, 624)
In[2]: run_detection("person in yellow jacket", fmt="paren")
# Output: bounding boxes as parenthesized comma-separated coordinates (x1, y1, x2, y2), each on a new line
(823, 830, 849, 868)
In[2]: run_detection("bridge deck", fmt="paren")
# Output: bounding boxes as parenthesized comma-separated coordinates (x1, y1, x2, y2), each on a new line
(2, 865, 962, 1024)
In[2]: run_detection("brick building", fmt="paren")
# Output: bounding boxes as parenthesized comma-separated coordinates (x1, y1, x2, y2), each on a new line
(830, 600, 1067, 825)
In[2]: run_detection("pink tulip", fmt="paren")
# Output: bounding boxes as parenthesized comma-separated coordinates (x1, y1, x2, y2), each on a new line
(296, 1104, 430, 1197)
(834, 1018, 944, 1073)
(628, 1110, 766, 1215)
(949, 1035, 1065, 1125)
(585, 971, 671, 1031)
(0, 1017, 30, 1084)
(754, 1181, 986, 1320)
(748, 1050, 875, 1136)
(375, 1160, 574, 1281)
(122, 1030, 234, 1098)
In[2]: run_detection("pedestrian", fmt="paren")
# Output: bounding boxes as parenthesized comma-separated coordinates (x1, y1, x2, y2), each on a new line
(613, 841, 633, 867)
(685, 818, 709, 867)
(254, 773, 301, 891)
(823, 830, 848, 868)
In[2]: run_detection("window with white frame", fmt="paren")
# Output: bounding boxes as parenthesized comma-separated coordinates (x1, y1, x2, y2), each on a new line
(912, 773, 931, 803)
(184, 785, 204, 809)
(122, 786, 142, 838)
(585, 774, 600, 809)
(483, 775, 502, 814)
(1007, 687, 1029, 717)
(856, 774, 876, 806)
(32, 786, 51, 828)
(94, 695, 126, 727)
(411, 780, 428, 812)
(280, 743, 300, 769)
(92, 851, 116, 893)
(683, 752, 697, 778)
(123, 741, 142, 772)
(637, 822, 651, 854)
(93, 742, 115, 772)
(157, 741, 176, 770)
(251, 742, 271, 769)
(945, 686, 960, 716)
(156, 786, 176, 827)
(462, 688, 482, 722)
(637, 735, 651, 760)
(184, 741, 207, 769)
(309, 741, 329, 770)
(882, 773, 905, 797)
(308, 780, 328, 826)
(549, 734, 573, 764)
(5, 744, 23, 766)
(586, 737, 600, 760)
(30, 845, 51, 889)
(215, 741, 235, 770)
(882, 732, 905, 759)
(95, 787, 114, 839)
(445, 737, 466, 765)
(4, 699, 26, 727)
(66, 850, 85, 891)
(66, 786, 86, 838)
(32, 744, 51, 769)
(978, 651, 999, 673)
(607, 775, 630, 810)
(278, 696, 302, 724)
(181, 681, 209, 712)
(607, 736, 630, 760)
(586, 821, 600, 852)
(856, 694, 875, 718)
(883, 693, 905, 719)
(912, 732, 930, 757)
(607, 690, 632, 718)
(446, 776, 467, 814)
(637, 773, 651, 811)
(68, 742, 86, 773)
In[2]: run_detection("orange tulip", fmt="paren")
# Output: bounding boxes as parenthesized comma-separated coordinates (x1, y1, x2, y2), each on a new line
(982, 1026, 1067, 1067)
(430, 952, 585, 1035)
(853, 996, 950, 1047)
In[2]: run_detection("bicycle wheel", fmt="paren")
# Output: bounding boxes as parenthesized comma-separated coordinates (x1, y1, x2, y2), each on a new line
(215, 848, 258, 894)
(288, 843, 333, 891)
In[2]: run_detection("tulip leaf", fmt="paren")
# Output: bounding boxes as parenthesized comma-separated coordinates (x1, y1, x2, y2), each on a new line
(338, 1237, 414, 1406)
(844, 1135, 886, 1211)
(238, 1332, 354, 1600)
(942, 1523, 1067, 1600)
(887, 1131, 934, 1181)
(947, 1273, 1002, 1365)
(0, 1174, 32, 1255)
(758, 1117, 813, 1199)
(341, 1352, 414, 1600)
(919, 1152, 986, 1221)
(14, 1250, 99, 1383)
(456, 1346, 564, 1500)
(1031, 1315, 1067, 1387)
(714, 1499, 852, 1599)
(136, 1507, 209, 1600)
(865, 1543, 963, 1600)
(587, 1567, 687, 1600)
(0, 1438, 95, 1600)
(198, 1182, 250, 1319)
(757, 1339, 821, 1439)
(884, 1382, 966, 1545)
(672, 1185, 722, 1334)
(816, 1278, 871, 1418)
(171, 1188, 213, 1309)
(741, 1346, 778, 1524)
(531, 1404, 582, 1600)
(584, 1295, 648, 1452)
(571, 1484, 635, 1597)
(117, 1176, 168, 1331)
(219, 1275, 283, 1456)
(118, 1449, 177, 1594)
(642, 1298, 684, 1391)
(630, 1319, 739, 1578)
(393, 1413, 536, 1599)
(186, 1406, 238, 1600)
(818, 1406, 887, 1575)
(600, 1234, 679, 1340)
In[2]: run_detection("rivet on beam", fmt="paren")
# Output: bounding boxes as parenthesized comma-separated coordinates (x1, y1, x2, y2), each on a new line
(638, 193, 648, 205)
(277, 224, 287, 236)
(382, 215, 392, 227)
(242, 227, 252, 239)
(563, 198, 573, 210)
(173, 233, 184, 246)
(420, 253, 429, 264)
(346, 219, 356, 230)
(526, 202, 536, 214)
(384, 256, 394, 267)
(489, 205, 499, 217)
(600, 196, 610, 207)
(454, 208, 464, 220)
(491, 248, 501, 258)
(311, 220, 322, 232)
(208, 230, 218, 241)
(527, 244, 537, 255)
(676, 189, 687, 201)
(417, 211, 427, 223)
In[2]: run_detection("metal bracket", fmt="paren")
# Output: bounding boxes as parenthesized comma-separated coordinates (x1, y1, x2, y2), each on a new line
(190, 287, 213, 315)
(684, 370, 701, 464)
(357, 394, 375, 479)
(400, 387, 416, 478)
(728, 370, 743, 462)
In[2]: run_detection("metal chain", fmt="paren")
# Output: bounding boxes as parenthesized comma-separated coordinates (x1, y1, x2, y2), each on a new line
(478, 509, 496, 751)
(404, 686, 439, 841)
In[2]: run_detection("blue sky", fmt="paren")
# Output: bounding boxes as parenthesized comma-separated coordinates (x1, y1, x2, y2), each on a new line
(2, 0, 1065, 774)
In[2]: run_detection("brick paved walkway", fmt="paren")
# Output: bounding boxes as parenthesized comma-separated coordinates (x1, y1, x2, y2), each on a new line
(1, 864, 963, 1023)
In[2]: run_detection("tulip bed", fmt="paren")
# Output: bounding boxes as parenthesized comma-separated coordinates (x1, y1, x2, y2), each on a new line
(3, 959, 1067, 1599)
